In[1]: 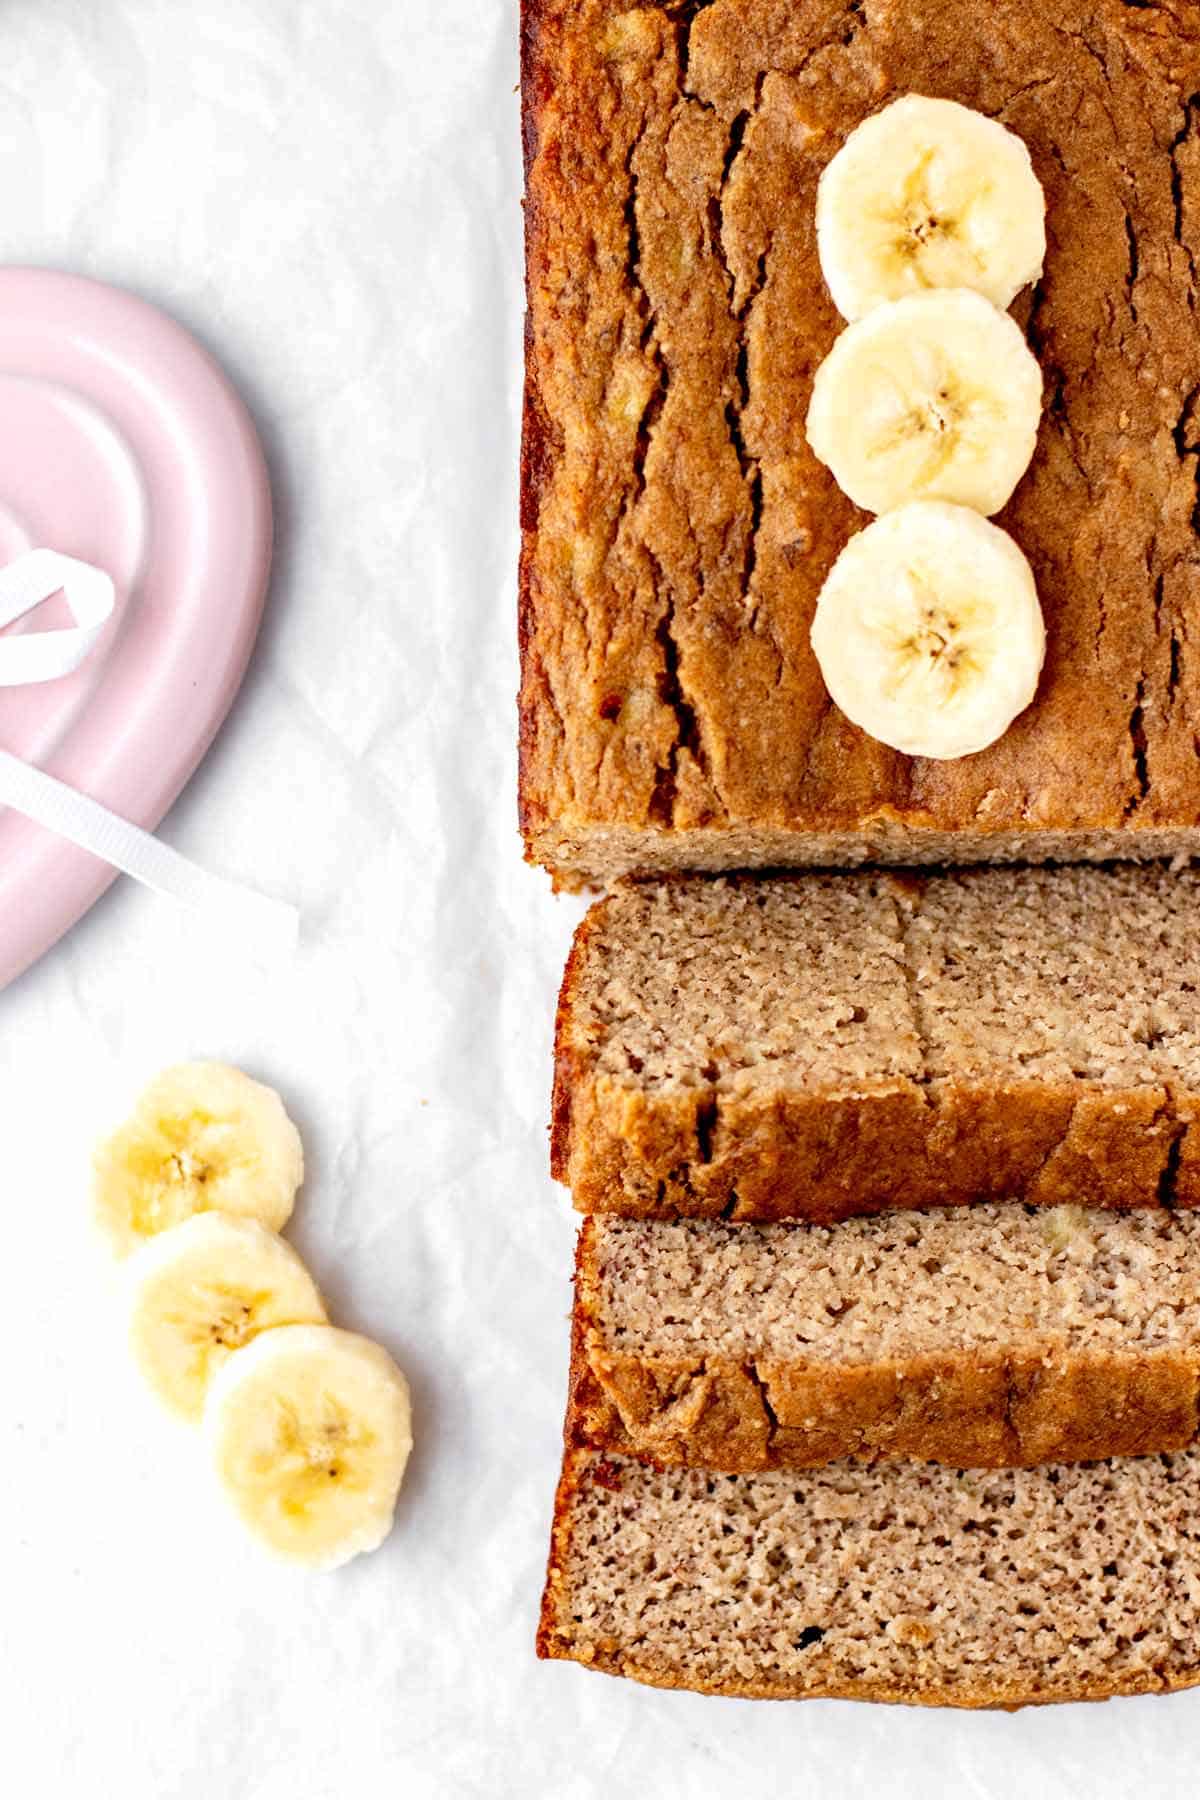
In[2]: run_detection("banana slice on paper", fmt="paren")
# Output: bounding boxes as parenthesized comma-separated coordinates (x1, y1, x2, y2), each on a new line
(810, 500, 1045, 760)
(817, 93, 1046, 321)
(94, 1062, 305, 1257)
(206, 1325, 413, 1570)
(806, 289, 1043, 517)
(128, 1214, 327, 1421)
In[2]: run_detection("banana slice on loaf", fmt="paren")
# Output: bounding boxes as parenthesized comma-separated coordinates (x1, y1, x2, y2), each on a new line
(806, 289, 1043, 517)
(816, 93, 1046, 320)
(809, 500, 1045, 760)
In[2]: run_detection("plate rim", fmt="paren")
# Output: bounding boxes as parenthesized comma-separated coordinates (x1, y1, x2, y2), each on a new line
(0, 268, 273, 990)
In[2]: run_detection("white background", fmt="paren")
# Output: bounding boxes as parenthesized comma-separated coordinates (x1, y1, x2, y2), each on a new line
(0, 3, 1196, 1794)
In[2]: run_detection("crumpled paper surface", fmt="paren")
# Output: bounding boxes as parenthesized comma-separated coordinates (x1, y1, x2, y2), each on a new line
(0, 3, 1196, 1795)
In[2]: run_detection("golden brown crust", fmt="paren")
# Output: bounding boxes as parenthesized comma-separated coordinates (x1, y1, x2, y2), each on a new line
(559, 1070, 1200, 1220)
(566, 1218, 1200, 1470)
(535, 1442, 584, 1665)
(536, 1448, 1200, 1705)
(519, 0, 557, 858)
(519, 0, 1200, 884)
(548, 895, 599, 1182)
(539, 1630, 1200, 1710)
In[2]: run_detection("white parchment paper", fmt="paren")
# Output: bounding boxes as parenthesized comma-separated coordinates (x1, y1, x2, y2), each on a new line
(0, 3, 1196, 1794)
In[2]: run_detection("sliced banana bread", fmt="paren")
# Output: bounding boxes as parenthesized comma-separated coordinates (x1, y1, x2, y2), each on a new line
(567, 1209, 1200, 1470)
(553, 866, 1200, 1220)
(538, 1447, 1200, 1706)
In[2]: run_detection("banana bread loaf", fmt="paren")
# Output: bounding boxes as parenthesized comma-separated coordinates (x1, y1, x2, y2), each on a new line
(567, 1208, 1200, 1469)
(553, 866, 1200, 1219)
(538, 1446, 1200, 1705)
(520, 0, 1200, 886)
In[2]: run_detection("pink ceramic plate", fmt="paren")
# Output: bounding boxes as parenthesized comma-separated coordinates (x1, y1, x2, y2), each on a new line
(0, 269, 272, 990)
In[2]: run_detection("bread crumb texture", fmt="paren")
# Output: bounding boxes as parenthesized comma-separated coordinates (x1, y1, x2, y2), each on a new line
(538, 1447, 1200, 1704)
(520, 0, 1200, 884)
(554, 866, 1200, 1217)
(591, 1210, 1200, 1361)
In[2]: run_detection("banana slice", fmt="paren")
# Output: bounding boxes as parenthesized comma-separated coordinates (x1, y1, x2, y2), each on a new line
(806, 289, 1042, 517)
(128, 1214, 327, 1421)
(817, 94, 1046, 321)
(94, 1062, 305, 1257)
(205, 1325, 413, 1570)
(810, 500, 1045, 760)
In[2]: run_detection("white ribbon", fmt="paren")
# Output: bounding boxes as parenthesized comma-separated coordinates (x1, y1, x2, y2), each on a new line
(0, 548, 115, 685)
(0, 550, 299, 954)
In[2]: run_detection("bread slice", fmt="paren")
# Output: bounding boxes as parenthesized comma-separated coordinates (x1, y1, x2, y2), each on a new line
(567, 1210, 1200, 1470)
(538, 1447, 1200, 1706)
(553, 867, 1200, 1220)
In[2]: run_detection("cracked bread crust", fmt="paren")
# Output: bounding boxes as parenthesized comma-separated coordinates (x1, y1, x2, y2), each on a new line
(537, 1447, 1200, 1705)
(519, 0, 1200, 887)
(565, 1213, 1200, 1470)
(552, 868, 1200, 1220)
